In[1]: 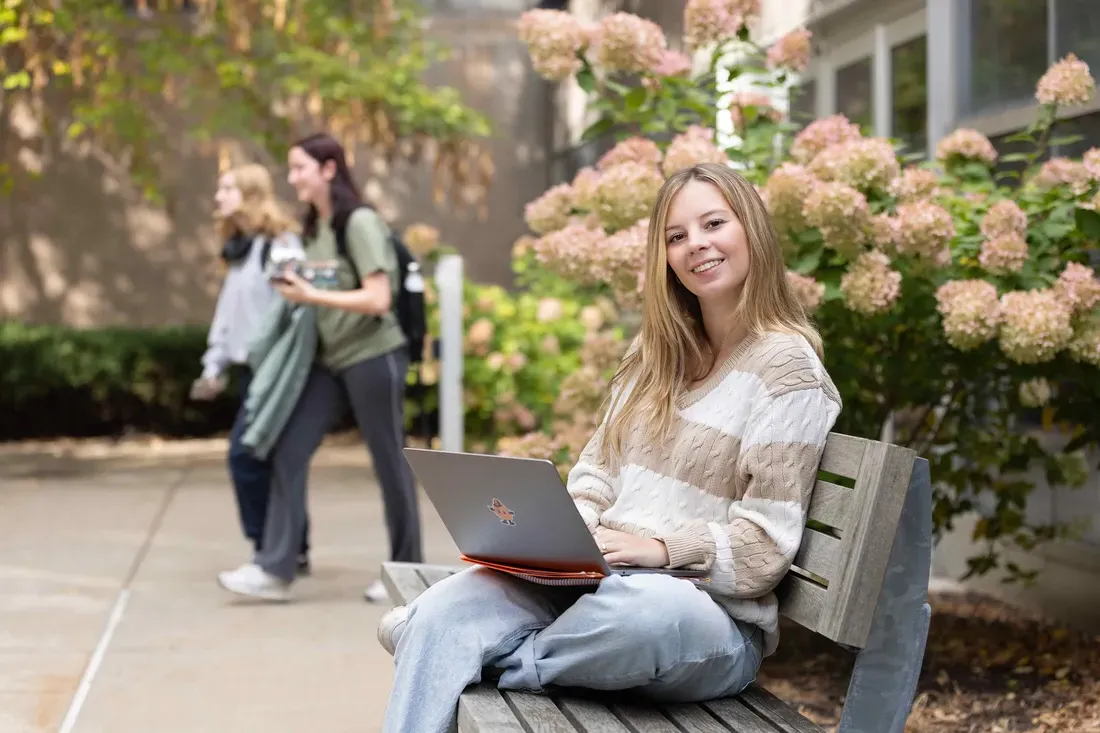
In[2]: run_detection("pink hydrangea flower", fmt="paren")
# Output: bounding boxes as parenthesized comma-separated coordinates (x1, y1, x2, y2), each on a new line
(651, 49, 693, 78)
(978, 233, 1029, 275)
(516, 9, 589, 81)
(588, 162, 664, 231)
(662, 125, 729, 176)
(1033, 157, 1092, 194)
(534, 221, 608, 283)
(727, 91, 782, 132)
(790, 115, 863, 164)
(935, 279, 1002, 351)
(1084, 148, 1100, 180)
(1068, 319, 1100, 367)
(1019, 378, 1053, 408)
(1036, 53, 1096, 107)
(597, 137, 663, 171)
(591, 13, 667, 74)
(803, 181, 871, 258)
(840, 250, 901, 315)
(980, 200, 1028, 238)
(808, 137, 900, 192)
(894, 201, 955, 266)
(1054, 262, 1100, 314)
(998, 290, 1074, 364)
(767, 29, 812, 72)
(595, 218, 649, 300)
(870, 214, 899, 250)
(571, 167, 601, 210)
(524, 183, 575, 235)
(889, 167, 939, 201)
(763, 163, 817, 232)
(935, 129, 998, 166)
(786, 271, 825, 312)
(683, 0, 743, 49)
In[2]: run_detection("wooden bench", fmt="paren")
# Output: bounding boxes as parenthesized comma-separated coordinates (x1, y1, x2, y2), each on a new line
(381, 432, 933, 733)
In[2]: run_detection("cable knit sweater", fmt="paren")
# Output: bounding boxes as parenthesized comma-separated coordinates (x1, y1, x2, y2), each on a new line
(566, 330, 842, 656)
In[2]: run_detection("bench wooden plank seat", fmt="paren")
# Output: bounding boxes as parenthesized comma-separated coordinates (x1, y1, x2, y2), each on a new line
(381, 432, 933, 733)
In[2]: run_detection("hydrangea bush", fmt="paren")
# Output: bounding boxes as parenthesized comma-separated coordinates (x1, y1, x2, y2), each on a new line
(492, 4, 1100, 581)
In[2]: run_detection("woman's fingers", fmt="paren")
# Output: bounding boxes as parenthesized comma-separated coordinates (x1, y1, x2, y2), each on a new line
(602, 551, 631, 566)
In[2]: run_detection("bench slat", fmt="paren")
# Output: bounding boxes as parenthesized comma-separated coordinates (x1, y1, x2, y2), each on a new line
(816, 442, 916, 648)
(701, 698, 783, 732)
(663, 703, 738, 732)
(793, 529, 841, 583)
(806, 479, 851, 532)
(776, 573, 826, 630)
(501, 691, 578, 732)
(818, 433, 865, 479)
(610, 703, 682, 732)
(381, 562, 429, 604)
(419, 564, 458, 588)
(739, 687, 825, 733)
(556, 698, 631, 732)
(458, 686, 525, 733)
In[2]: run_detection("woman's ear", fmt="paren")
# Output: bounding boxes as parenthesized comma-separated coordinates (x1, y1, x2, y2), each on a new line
(321, 160, 337, 181)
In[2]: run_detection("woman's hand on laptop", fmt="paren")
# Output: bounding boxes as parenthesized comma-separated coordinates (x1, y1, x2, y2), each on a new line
(595, 528, 670, 568)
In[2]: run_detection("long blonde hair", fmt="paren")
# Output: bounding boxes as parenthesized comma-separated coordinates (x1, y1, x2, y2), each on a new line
(216, 163, 299, 241)
(601, 163, 822, 466)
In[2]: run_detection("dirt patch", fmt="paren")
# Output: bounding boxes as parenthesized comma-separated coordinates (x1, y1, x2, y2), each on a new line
(759, 591, 1100, 732)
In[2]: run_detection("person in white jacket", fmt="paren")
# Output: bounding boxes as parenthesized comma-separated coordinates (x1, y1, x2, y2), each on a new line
(190, 163, 312, 574)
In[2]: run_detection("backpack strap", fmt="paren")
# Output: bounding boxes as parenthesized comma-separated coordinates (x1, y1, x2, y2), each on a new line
(259, 236, 272, 269)
(333, 208, 363, 286)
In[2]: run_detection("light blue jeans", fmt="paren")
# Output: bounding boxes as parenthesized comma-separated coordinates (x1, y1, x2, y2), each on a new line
(383, 567, 763, 733)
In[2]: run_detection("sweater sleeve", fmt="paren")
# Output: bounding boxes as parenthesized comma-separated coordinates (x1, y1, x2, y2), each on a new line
(660, 383, 840, 599)
(566, 420, 621, 532)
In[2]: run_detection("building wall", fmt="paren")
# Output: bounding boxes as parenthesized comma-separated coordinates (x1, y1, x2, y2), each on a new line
(0, 0, 556, 328)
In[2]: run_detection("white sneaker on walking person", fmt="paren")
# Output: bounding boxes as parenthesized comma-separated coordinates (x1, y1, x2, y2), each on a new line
(363, 578, 390, 604)
(217, 563, 292, 602)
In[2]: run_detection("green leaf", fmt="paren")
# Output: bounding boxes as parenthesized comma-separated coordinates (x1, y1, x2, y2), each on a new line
(3, 69, 29, 89)
(793, 247, 823, 274)
(581, 116, 614, 143)
(1075, 206, 1100, 240)
(575, 66, 596, 94)
(623, 86, 646, 112)
(0, 26, 26, 44)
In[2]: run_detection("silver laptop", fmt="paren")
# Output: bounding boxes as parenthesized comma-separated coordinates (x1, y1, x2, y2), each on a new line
(403, 448, 706, 579)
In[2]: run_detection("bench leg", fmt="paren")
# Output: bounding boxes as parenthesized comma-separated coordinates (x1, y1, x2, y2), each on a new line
(838, 458, 933, 733)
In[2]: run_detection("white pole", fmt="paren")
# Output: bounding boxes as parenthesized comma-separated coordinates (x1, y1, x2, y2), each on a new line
(435, 254, 465, 453)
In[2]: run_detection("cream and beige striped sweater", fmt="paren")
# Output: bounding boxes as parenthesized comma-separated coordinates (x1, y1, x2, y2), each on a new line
(567, 331, 842, 656)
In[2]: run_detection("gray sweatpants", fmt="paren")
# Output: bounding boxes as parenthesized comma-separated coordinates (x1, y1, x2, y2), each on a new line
(256, 348, 423, 581)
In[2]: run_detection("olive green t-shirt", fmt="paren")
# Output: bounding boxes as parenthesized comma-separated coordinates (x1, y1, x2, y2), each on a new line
(307, 208, 406, 372)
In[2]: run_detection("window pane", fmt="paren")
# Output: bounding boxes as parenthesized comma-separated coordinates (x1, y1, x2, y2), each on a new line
(1051, 111, 1100, 158)
(892, 35, 928, 155)
(963, 0, 1048, 115)
(836, 57, 873, 133)
(790, 80, 816, 126)
(1056, 0, 1100, 72)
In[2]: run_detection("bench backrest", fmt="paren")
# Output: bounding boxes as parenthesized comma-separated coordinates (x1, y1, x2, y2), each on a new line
(777, 432, 917, 649)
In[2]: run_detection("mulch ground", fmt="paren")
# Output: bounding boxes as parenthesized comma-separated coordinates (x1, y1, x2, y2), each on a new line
(759, 591, 1100, 732)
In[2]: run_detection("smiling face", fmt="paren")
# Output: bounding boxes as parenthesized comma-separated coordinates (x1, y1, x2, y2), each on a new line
(213, 173, 243, 219)
(286, 146, 333, 207)
(663, 178, 750, 309)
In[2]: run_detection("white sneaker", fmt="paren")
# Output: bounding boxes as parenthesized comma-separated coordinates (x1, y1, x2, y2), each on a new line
(217, 563, 291, 602)
(377, 605, 408, 656)
(363, 579, 390, 604)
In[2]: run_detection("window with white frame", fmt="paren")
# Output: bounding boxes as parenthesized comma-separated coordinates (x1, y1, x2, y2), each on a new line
(958, 0, 1100, 120)
(785, 10, 928, 155)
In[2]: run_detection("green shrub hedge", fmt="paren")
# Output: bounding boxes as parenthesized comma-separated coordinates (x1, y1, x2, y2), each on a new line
(0, 321, 242, 440)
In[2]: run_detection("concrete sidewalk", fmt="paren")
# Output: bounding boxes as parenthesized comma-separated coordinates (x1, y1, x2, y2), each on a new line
(0, 437, 460, 733)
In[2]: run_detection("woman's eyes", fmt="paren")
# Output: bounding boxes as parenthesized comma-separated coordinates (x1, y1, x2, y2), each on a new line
(667, 220, 725, 244)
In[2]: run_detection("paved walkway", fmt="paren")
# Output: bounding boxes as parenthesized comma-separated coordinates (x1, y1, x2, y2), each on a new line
(0, 437, 460, 733)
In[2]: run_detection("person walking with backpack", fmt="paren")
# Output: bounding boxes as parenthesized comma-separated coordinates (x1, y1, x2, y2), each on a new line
(216, 133, 424, 603)
(190, 163, 313, 575)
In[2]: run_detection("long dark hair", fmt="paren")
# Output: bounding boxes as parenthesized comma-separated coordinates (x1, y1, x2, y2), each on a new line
(292, 133, 370, 240)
